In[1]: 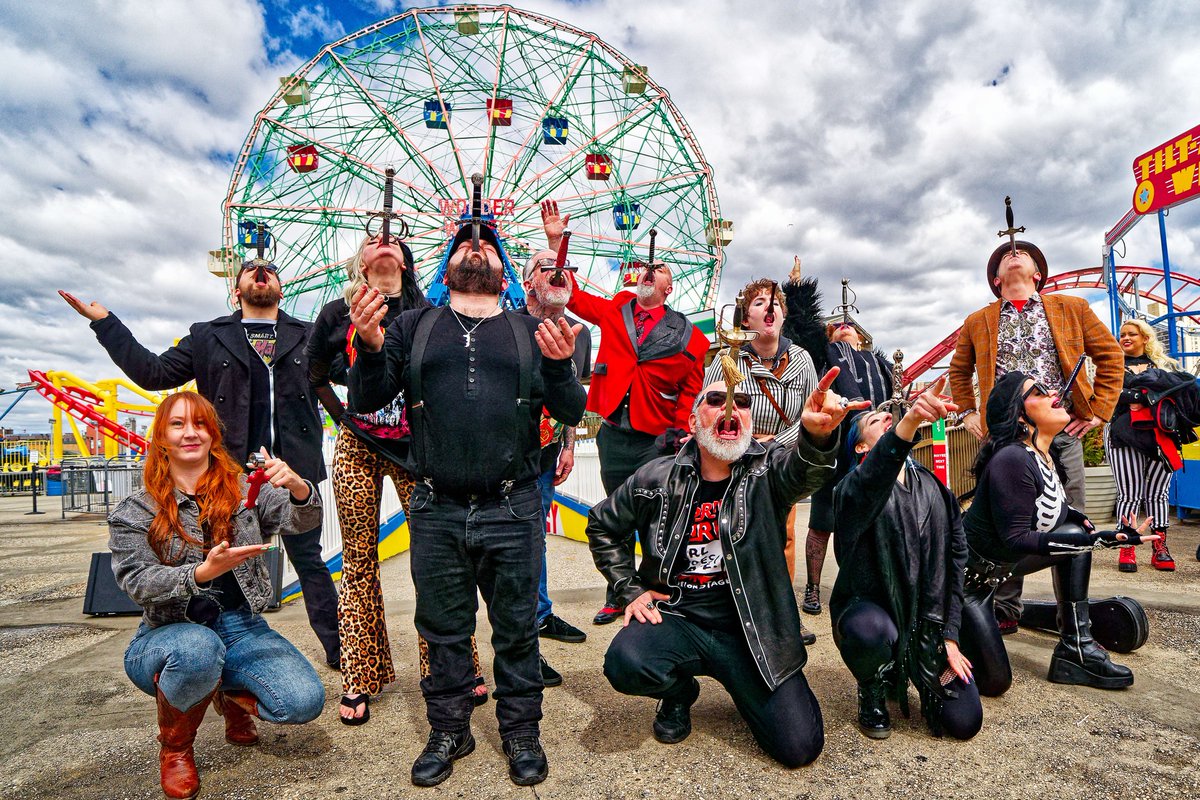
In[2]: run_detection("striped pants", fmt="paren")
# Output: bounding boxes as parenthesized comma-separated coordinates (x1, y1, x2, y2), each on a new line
(1105, 430, 1173, 530)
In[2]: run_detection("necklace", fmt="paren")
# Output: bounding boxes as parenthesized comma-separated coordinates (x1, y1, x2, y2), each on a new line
(449, 304, 500, 348)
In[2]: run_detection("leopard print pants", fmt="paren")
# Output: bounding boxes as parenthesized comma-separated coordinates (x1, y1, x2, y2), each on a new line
(333, 427, 482, 695)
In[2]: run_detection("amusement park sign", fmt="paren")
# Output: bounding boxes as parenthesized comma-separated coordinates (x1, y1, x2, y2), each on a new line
(1132, 123, 1200, 214)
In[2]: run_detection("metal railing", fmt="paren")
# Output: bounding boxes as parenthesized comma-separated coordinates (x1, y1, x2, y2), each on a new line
(60, 457, 144, 517)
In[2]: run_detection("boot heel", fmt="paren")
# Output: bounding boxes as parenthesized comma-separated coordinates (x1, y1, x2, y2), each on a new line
(1048, 656, 1134, 690)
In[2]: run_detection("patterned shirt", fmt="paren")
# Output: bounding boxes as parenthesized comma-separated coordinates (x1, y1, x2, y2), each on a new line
(994, 294, 1065, 393)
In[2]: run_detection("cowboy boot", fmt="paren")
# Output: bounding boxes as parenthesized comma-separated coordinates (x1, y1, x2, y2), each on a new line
(155, 678, 215, 799)
(1149, 528, 1175, 571)
(1046, 555, 1133, 690)
(212, 689, 260, 746)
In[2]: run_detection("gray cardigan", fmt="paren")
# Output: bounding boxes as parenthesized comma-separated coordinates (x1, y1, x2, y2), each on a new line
(108, 480, 321, 627)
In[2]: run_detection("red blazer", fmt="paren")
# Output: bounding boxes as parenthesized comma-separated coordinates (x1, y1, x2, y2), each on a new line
(568, 287, 708, 435)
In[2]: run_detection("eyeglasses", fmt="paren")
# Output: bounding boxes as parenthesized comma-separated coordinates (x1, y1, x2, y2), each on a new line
(1022, 381, 1050, 401)
(239, 261, 278, 275)
(533, 258, 577, 272)
(701, 390, 751, 410)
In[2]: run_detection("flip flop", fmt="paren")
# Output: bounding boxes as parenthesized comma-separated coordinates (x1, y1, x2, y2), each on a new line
(473, 675, 489, 707)
(339, 693, 370, 726)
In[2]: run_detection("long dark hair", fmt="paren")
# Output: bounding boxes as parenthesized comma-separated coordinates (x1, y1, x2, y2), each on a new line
(971, 371, 1037, 479)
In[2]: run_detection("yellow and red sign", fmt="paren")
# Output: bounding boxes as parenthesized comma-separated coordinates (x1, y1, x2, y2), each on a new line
(1132, 123, 1200, 214)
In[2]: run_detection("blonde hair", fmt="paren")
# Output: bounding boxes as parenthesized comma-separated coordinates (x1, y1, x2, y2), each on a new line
(1121, 318, 1179, 369)
(341, 237, 372, 306)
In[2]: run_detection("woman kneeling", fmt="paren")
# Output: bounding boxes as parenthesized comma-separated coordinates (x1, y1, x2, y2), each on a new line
(110, 391, 325, 799)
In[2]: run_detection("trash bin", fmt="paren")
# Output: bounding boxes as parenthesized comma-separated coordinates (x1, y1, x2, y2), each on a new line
(45, 466, 63, 497)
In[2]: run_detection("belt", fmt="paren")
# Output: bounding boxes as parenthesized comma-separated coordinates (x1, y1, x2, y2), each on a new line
(421, 477, 537, 505)
(963, 545, 1014, 594)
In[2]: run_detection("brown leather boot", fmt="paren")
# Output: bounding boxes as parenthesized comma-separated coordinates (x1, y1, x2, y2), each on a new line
(212, 690, 260, 745)
(155, 680, 215, 800)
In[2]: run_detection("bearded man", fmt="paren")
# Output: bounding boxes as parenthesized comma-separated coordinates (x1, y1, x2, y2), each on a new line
(347, 221, 586, 788)
(585, 372, 867, 767)
(60, 259, 341, 669)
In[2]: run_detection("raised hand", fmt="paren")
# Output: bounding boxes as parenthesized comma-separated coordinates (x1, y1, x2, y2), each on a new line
(348, 285, 387, 352)
(801, 367, 871, 442)
(789, 255, 802, 283)
(540, 199, 570, 250)
(535, 317, 581, 361)
(59, 290, 110, 321)
(895, 375, 959, 441)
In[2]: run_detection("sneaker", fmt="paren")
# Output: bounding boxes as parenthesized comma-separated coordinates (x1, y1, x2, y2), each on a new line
(592, 604, 624, 625)
(1118, 546, 1137, 573)
(1150, 537, 1175, 571)
(653, 678, 700, 744)
(411, 729, 475, 787)
(540, 655, 563, 687)
(503, 736, 548, 786)
(997, 619, 1019, 636)
(802, 583, 822, 615)
(799, 620, 817, 646)
(539, 613, 587, 643)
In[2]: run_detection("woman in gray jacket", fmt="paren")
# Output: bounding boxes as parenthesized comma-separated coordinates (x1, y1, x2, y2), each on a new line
(109, 391, 325, 800)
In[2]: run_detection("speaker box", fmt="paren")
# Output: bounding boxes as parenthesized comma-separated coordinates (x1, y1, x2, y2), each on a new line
(264, 546, 283, 610)
(83, 552, 142, 616)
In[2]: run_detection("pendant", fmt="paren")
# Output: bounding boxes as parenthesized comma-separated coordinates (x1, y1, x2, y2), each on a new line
(463, 333, 472, 348)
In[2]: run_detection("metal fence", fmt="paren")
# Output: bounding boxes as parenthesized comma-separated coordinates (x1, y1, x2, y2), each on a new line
(0, 468, 40, 497)
(60, 457, 144, 517)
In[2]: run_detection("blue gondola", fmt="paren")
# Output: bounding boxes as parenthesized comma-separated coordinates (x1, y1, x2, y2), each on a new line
(542, 116, 568, 144)
(613, 202, 641, 231)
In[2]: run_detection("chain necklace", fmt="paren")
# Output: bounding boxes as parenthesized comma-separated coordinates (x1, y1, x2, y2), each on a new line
(449, 303, 501, 348)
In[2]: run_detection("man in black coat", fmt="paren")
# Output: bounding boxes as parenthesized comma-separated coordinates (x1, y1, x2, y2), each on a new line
(585, 371, 866, 768)
(60, 263, 340, 668)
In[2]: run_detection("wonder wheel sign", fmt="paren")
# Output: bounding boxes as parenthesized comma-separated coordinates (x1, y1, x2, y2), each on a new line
(215, 4, 730, 318)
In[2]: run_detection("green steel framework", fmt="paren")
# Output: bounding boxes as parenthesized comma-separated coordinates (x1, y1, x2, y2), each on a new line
(220, 4, 728, 320)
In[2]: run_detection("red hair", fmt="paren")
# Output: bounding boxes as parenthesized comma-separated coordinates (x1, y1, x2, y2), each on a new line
(144, 392, 245, 564)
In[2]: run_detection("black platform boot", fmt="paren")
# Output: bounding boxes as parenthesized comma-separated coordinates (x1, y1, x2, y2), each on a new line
(1046, 553, 1133, 690)
(856, 677, 891, 739)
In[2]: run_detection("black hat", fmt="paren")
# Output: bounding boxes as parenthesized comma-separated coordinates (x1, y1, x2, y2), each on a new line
(448, 221, 502, 257)
(986, 241, 1047, 298)
(986, 370, 1032, 439)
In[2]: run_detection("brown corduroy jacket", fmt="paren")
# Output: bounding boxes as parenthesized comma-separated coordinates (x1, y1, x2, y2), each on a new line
(949, 293, 1124, 435)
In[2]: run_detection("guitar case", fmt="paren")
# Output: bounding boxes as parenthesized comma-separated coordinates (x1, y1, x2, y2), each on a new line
(1018, 596, 1149, 653)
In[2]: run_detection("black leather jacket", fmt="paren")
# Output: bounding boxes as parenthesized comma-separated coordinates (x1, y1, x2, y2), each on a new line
(586, 432, 838, 690)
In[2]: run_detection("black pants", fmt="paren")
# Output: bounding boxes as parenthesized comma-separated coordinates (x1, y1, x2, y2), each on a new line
(959, 551, 1091, 698)
(408, 482, 544, 740)
(834, 600, 982, 740)
(604, 613, 824, 768)
(280, 522, 341, 664)
(597, 424, 661, 607)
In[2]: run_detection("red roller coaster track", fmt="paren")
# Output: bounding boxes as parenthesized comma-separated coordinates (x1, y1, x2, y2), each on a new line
(27, 370, 147, 454)
(903, 265, 1200, 386)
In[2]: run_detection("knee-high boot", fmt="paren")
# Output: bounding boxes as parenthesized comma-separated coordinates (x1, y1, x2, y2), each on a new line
(1046, 554, 1133, 690)
(155, 677, 216, 799)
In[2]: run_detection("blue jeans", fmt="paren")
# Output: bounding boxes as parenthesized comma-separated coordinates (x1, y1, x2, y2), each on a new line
(536, 468, 556, 623)
(408, 481, 544, 740)
(124, 607, 325, 723)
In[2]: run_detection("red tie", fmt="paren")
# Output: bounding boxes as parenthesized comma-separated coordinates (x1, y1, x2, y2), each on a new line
(635, 309, 651, 343)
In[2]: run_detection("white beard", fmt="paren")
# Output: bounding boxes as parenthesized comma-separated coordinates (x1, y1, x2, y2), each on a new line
(693, 421, 753, 463)
(635, 283, 656, 303)
(535, 285, 571, 307)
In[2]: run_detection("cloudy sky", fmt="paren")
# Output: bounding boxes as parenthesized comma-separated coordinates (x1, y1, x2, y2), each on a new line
(1, 0, 1198, 435)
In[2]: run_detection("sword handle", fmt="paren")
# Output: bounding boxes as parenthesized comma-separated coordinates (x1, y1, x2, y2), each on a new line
(381, 168, 395, 244)
(647, 228, 657, 267)
(470, 173, 483, 252)
(555, 231, 571, 269)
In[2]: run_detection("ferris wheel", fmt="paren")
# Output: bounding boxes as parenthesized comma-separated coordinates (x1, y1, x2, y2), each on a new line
(214, 4, 731, 319)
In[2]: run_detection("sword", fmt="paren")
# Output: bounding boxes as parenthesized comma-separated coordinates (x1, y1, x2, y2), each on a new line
(470, 173, 483, 253)
(252, 223, 271, 284)
(365, 167, 409, 245)
(1054, 354, 1087, 410)
(552, 229, 571, 286)
(997, 196, 1026, 257)
(877, 349, 910, 423)
(832, 277, 859, 327)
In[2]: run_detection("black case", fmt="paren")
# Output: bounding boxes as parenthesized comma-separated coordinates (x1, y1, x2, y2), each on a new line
(1018, 596, 1149, 653)
(83, 552, 142, 616)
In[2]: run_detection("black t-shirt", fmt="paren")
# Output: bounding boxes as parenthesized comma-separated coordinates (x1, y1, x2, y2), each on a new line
(186, 495, 248, 613)
(671, 477, 738, 633)
(242, 319, 277, 455)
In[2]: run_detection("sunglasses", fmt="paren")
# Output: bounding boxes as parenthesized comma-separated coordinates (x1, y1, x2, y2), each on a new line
(239, 261, 278, 275)
(1022, 381, 1051, 401)
(533, 258, 578, 272)
(702, 390, 751, 410)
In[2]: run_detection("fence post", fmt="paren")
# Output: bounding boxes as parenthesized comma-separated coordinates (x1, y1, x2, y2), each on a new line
(24, 465, 44, 516)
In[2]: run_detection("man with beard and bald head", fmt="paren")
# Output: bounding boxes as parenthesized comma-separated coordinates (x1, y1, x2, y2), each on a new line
(585, 371, 868, 768)
(517, 250, 593, 680)
(541, 200, 709, 626)
(347, 221, 586, 788)
(60, 259, 341, 670)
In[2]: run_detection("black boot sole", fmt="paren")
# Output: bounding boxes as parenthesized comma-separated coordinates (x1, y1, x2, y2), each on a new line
(1118, 563, 1137, 573)
(858, 723, 892, 740)
(1047, 658, 1134, 690)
